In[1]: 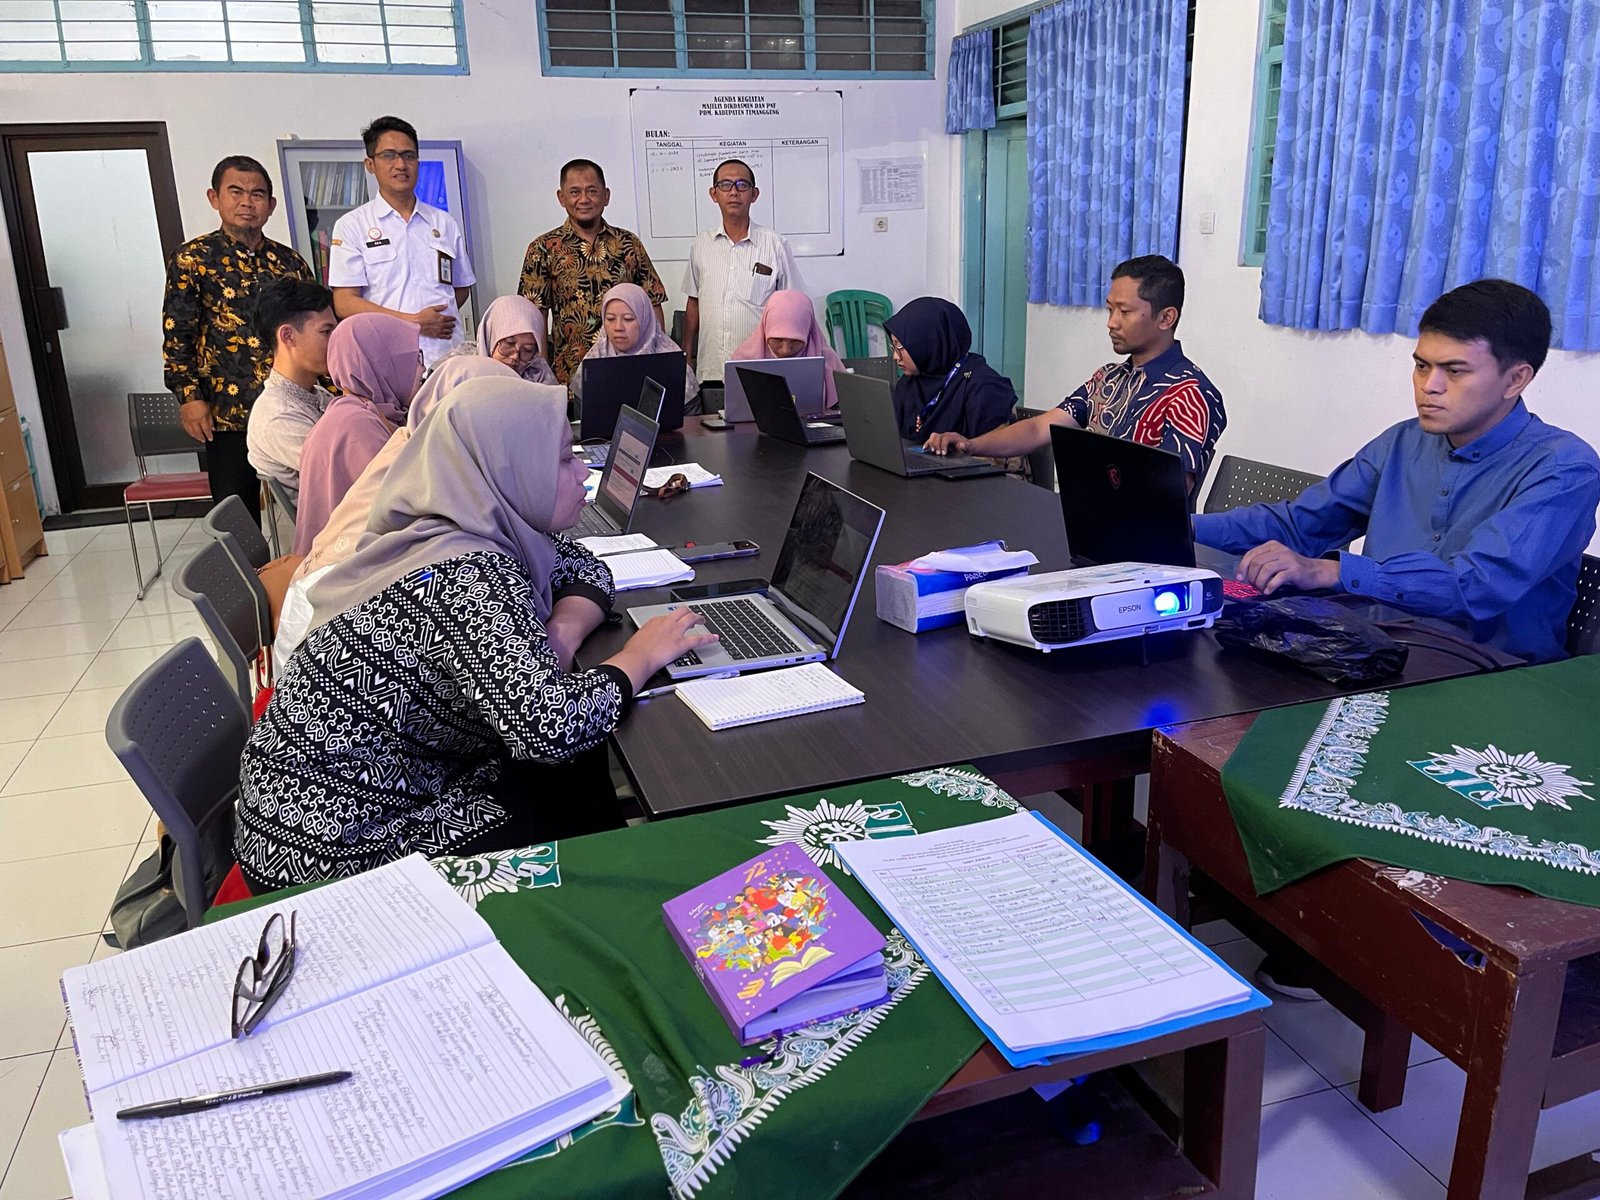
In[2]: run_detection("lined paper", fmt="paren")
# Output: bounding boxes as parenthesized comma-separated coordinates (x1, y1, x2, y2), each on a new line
(676, 663, 864, 730)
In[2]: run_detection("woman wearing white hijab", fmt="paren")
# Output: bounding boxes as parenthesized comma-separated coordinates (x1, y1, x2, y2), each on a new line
(236, 377, 715, 892)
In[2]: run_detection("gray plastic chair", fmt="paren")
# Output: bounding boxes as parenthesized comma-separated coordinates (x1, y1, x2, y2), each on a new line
(1567, 554, 1600, 657)
(172, 538, 271, 712)
(202, 494, 270, 570)
(1202, 454, 1325, 514)
(266, 475, 298, 523)
(106, 638, 250, 930)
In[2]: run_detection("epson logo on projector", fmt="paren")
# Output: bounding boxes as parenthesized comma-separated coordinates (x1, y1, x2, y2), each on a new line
(1117, 603, 1142, 614)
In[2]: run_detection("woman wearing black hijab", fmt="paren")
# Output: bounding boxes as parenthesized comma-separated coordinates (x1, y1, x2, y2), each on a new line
(883, 297, 1018, 440)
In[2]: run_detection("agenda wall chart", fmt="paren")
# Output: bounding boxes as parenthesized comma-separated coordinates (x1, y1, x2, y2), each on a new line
(630, 89, 845, 258)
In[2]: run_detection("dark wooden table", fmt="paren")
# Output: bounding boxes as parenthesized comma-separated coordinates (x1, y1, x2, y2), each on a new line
(1146, 713, 1600, 1200)
(590, 428, 1519, 817)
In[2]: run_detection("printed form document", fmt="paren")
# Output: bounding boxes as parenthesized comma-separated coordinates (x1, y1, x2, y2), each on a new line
(838, 812, 1253, 1059)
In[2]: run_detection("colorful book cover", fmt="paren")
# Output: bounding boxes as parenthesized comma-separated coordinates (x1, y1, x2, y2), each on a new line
(663, 842, 886, 1043)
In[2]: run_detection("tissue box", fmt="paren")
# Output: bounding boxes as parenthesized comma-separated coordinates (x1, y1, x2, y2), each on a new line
(876, 560, 1032, 633)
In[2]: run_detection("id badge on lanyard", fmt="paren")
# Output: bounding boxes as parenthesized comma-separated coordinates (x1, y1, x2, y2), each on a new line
(913, 359, 966, 436)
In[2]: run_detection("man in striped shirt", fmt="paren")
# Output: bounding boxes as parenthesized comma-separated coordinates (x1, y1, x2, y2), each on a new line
(923, 255, 1226, 504)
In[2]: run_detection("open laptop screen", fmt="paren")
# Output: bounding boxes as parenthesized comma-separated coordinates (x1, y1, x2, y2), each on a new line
(768, 473, 885, 651)
(1050, 425, 1195, 568)
(595, 405, 657, 527)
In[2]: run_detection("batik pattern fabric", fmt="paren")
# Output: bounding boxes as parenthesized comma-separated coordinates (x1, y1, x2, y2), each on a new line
(518, 221, 669, 384)
(1057, 340, 1226, 494)
(1221, 655, 1600, 907)
(235, 548, 623, 891)
(161, 229, 314, 431)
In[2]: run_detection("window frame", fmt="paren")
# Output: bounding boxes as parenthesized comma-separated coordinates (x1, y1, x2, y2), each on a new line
(1241, 0, 1287, 266)
(536, 0, 934, 79)
(0, 0, 469, 74)
(991, 14, 1028, 119)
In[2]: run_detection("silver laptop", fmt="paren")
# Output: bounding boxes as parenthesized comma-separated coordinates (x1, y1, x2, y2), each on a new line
(721, 355, 828, 423)
(627, 473, 885, 680)
(833, 371, 1002, 479)
(574, 403, 659, 538)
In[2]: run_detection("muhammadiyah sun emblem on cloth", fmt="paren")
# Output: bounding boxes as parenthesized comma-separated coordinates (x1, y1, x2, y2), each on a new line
(1408, 745, 1596, 812)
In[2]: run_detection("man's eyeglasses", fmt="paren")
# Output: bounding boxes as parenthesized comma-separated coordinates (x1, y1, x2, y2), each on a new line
(374, 150, 420, 164)
(713, 180, 755, 194)
(232, 911, 297, 1039)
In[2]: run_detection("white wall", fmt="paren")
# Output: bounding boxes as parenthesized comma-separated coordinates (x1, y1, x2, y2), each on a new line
(0, 0, 960, 513)
(958, 0, 1600, 548)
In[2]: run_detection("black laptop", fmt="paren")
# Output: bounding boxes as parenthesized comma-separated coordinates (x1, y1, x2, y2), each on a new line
(578, 351, 686, 440)
(1050, 425, 1195, 568)
(738, 367, 847, 447)
(834, 371, 1001, 479)
(841, 356, 897, 384)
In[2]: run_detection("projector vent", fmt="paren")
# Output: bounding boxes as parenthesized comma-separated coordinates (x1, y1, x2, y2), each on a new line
(1027, 598, 1094, 645)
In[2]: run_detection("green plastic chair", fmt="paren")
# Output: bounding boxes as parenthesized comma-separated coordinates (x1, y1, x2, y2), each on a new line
(824, 290, 894, 359)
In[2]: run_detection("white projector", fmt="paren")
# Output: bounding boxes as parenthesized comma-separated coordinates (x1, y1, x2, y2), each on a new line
(964, 562, 1223, 651)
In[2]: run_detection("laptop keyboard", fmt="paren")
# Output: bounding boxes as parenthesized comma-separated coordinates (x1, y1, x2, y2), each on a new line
(689, 598, 800, 661)
(576, 505, 618, 537)
(904, 447, 980, 470)
(1222, 579, 1262, 601)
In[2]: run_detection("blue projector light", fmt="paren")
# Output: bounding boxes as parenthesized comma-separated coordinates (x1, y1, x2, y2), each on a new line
(1152, 587, 1184, 616)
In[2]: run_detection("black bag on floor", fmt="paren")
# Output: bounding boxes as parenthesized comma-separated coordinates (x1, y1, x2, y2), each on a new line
(104, 817, 232, 950)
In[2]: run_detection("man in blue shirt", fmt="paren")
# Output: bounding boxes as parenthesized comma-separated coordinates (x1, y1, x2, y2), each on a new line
(1195, 279, 1597, 666)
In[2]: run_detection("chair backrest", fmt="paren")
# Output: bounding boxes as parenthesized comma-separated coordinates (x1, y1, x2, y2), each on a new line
(1016, 408, 1055, 491)
(1567, 554, 1600, 657)
(106, 638, 250, 929)
(128, 392, 203, 463)
(267, 476, 299, 522)
(824, 290, 894, 359)
(1202, 454, 1325, 514)
(173, 538, 269, 710)
(203, 494, 271, 569)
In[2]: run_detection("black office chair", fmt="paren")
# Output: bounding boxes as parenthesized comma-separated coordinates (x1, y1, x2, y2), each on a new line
(1202, 454, 1324, 514)
(202, 494, 270, 570)
(1567, 554, 1600, 657)
(1016, 408, 1055, 491)
(173, 538, 272, 713)
(106, 638, 250, 931)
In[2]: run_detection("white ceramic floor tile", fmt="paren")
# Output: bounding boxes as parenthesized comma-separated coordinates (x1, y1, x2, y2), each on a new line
(31, 558, 145, 601)
(1257, 1089, 1445, 1200)
(0, 657, 92, 702)
(1, 734, 129, 798)
(37, 688, 124, 740)
(0, 621, 118, 663)
(2, 593, 134, 630)
(0, 698, 66, 746)
(122, 585, 190, 618)
(0, 1054, 49, 1185)
(0, 746, 24, 794)
(1347, 1055, 1600, 1185)
(35, 528, 101, 555)
(0, 1049, 85, 1200)
(0, 847, 133, 946)
(72, 645, 169, 692)
(0, 937, 96, 1061)
(0, 781, 150, 863)
(1213, 938, 1442, 1087)
(1261, 1027, 1335, 1105)
(102, 611, 206, 652)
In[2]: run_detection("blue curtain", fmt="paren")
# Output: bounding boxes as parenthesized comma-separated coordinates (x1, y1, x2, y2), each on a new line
(1025, 0, 1189, 307)
(1261, 0, 1600, 350)
(946, 29, 996, 134)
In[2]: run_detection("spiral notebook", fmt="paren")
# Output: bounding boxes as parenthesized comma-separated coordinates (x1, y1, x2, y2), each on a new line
(675, 663, 864, 730)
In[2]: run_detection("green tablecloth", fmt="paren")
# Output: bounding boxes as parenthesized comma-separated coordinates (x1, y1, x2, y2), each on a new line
(1221, 655, 1600, 906)
(227, 766, 1024, 1199)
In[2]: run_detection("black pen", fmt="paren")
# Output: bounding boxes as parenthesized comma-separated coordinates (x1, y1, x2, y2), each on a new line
(115, 1069, 353, 1120)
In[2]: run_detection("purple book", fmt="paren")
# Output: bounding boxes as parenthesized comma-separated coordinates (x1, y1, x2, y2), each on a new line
(663, 841, 889, 1045)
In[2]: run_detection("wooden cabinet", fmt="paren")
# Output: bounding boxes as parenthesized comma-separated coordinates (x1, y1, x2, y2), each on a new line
(0, 331, 48, 583)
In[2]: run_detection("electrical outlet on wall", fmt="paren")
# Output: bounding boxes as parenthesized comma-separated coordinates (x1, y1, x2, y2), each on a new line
(872, 216, 889, 233)
(1198, 212, 1217, 235)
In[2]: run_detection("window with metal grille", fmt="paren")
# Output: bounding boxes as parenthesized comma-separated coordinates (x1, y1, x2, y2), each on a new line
(1242, 0, 1286, 265)
(991, 15, 1026, 118)
(539, 0, 932, 77)
(0, 0, 466, 72)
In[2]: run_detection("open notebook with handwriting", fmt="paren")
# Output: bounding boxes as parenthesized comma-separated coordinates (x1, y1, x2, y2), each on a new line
(57, 855, 628, 1200)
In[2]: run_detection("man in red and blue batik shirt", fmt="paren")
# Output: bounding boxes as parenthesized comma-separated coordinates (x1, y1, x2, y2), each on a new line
(924, 255, 1226, 505)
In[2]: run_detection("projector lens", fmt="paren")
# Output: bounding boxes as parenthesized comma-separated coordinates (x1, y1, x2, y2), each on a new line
(1153, 588, 1182, 615)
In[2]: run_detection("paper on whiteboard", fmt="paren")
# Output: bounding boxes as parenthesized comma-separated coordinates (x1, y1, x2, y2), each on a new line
(859, 156, 925, 212)
(631, 89, 845, 258)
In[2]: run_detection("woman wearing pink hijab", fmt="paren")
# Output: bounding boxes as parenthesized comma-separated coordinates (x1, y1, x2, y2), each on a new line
(571, 282, 697, 405)
(729, 290, 846, 410)
(294, 313, 422, 555)
(452, 294, 557, 384)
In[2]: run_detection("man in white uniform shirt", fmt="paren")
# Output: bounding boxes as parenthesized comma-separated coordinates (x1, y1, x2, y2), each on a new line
(682, 159, 804, 387)
(329, 115, 475, 366)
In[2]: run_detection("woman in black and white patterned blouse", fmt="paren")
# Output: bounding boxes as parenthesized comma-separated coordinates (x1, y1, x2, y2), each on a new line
(235, 376, 714, 893)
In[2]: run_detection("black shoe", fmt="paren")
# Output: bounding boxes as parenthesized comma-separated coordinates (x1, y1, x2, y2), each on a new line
(1255, 950, 1322, 1001)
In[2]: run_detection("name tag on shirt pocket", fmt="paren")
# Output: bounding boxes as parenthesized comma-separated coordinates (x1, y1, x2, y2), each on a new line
(364, 237, 398, 264)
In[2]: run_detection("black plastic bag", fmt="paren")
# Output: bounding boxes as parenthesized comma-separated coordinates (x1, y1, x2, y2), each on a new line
(1213, 595, 1408, 685)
